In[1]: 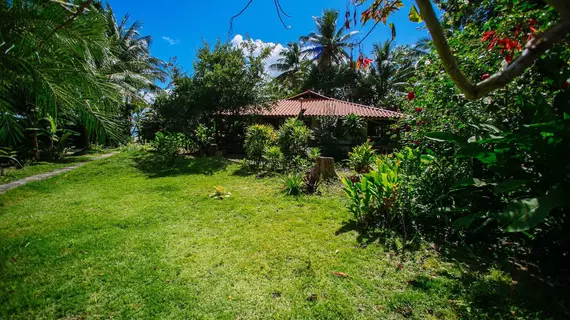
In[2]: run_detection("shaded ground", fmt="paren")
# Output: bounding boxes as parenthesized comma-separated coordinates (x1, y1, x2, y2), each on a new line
(0, 152, 565, 319)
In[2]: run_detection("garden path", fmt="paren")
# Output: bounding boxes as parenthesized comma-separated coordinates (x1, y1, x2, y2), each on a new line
(0, 152, 117, 194)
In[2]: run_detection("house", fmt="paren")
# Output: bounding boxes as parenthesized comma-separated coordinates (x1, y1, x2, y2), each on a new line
(249, 90, 405, 142)
(217, 90, 406, 155)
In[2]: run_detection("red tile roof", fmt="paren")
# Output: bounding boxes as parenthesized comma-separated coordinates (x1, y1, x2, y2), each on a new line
(250, 90, 406, 120)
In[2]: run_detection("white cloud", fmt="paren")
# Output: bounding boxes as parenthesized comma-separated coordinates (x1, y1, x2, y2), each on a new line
(161, 36, 180, 45)
(230, 34, 285, 78)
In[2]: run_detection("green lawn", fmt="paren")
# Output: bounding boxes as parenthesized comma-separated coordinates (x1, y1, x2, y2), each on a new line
(0, 153, 560, 319)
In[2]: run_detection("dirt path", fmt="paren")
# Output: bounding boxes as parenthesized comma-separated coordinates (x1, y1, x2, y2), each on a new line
(0, 153, 118, 195)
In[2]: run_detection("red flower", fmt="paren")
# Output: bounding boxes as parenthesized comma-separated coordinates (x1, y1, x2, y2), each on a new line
(405, 124, 411, 131)
(419, 120, 426, 125)
(413, 140, 420, 145)
(415, 107, 423, 113)
(528, 18, 538, 26)
(481, 73, 490, 81)
(563, 81, 570, 89)
(407, 91, 416, 100)
(481, 31, 496, 42)
(505, 54, 513, 64)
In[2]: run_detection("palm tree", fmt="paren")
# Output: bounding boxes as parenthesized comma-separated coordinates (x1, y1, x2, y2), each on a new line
(102, 5, 167, 139)
(0, 0, 123, 158)
(300, 9, 359, 71)
(269, 42, 305, 87)
(370, 41, 417, 98)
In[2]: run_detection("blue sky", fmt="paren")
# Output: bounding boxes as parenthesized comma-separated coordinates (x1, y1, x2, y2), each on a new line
(107, 0, 430, 74)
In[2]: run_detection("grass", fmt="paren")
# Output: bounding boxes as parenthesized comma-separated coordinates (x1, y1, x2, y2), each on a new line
(0, 152, 564, 319)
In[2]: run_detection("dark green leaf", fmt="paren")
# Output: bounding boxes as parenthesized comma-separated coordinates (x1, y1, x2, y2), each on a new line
(425, 132, 467, 144)
(494, 179, 527, 194)
(502, 189, 567, 232)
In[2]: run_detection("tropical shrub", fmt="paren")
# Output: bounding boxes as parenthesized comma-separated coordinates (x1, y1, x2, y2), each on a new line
(153, 132, 186, 159)
(277, 118, 311, 161)
(347, 140, 376, 173)
(307, 147, 321, 162)
(303, 168, 321, 195)
(342, 155, 400, 228)
(244, 124, 276, 167)
(194, 123, 215, 152)
(282, 171, 303, 196)
(343, 113, 366, 147)
(263, 145, 284, 173)
(313, 115, 342, 157)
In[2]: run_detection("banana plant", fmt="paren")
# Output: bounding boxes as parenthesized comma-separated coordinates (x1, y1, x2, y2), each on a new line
(27, 115, 78, 160)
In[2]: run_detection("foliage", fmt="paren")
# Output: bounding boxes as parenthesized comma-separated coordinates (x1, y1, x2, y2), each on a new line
(209, 185, 231, 200)
(0, 1, 165, 155)
(313, 115, 342, 157)
(342, 113, 366, 147)
(276, 118, 312, 161)
(307, 147, 321, 162)
(0, 147, 22, 169)
(300, 9, 359, 70)
(342, 154, 400, 227)
(347, 140, 377, 173)
(142, 40, 271, 138)
(244, 124, 276, 166)
(263, 145, 284, 173)
(194, 123, 215, 151)
(30, 115, 79, 160)
(303, 168, 321, 195)
(152, 132, 186, 161)
(281, 171, 303, 196)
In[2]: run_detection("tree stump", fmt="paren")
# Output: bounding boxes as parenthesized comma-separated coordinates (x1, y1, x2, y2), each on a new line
(314, 157, 337, 180)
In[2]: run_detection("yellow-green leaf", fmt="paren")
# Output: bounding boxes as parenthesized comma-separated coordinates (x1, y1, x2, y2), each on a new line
(409, 4, 422, 23)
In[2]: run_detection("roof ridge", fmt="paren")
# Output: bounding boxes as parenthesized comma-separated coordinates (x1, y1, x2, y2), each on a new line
(284, 90, 332, 101)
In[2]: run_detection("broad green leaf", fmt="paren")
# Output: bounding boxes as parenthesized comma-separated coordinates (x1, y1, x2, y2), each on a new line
(501, 189, 567, 232)
(408, 4, 422, 22)
(451, 178, 489, 189)
(425, 132, 467, 144)
(494, 179, 527, 194)
(480, 123, 501, 133)
(453, 215, 476, 230)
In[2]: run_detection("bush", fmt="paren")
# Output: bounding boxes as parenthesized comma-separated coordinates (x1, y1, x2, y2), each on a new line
(263, 145, 284, 173)
(277, 118, 311, 161)
(342, 154, 400, 228)
(314, 115, 342, 157)
(244, 124, 276, 166)
(282, 171, 303, 196)
(194, 123, 216, 152)
(347, 139, 376, 173)
(153, 132, 186, 159)
(343, 113, 366, 147)
(307, 147, 321, 162)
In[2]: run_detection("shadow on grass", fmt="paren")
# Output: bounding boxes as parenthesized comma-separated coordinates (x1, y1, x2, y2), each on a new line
(335, 220, 383, 245)
(337, 218, 570, 318)
(133, 153, 229, 178)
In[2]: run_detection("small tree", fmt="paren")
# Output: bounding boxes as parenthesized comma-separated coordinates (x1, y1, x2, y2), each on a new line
(277, 118, 311, 162)
(343, 113, 366, 147)
(244, 124, 276, 167)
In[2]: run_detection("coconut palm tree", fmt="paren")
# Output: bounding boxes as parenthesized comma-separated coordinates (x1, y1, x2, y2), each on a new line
(300, 9, 359, 71)
(269, 42, 306, 87)
(370, 40, 417, 98)
(101, 5, 167, 139)
(0, 0, 124, 157)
